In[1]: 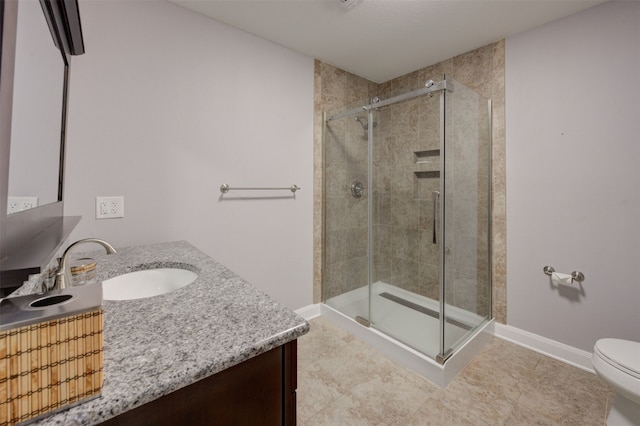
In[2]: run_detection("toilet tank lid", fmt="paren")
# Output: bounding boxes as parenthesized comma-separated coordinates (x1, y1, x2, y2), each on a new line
(595, 338, 640, 375)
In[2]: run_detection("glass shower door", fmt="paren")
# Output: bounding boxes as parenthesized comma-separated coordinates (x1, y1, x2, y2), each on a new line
(369, 87, 444, 359)
(323, 106, 371, 324)
(440, 76, 492, 360)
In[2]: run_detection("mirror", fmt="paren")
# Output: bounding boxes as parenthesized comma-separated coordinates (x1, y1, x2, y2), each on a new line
(6, 0, 67, 214)
(0, 0, 84, 294)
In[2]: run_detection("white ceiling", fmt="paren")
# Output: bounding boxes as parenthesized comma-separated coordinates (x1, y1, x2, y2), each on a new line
(168, 0, 606, 83)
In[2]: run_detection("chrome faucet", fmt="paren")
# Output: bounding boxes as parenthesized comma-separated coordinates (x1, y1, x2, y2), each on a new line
(53, 238, 117, 290)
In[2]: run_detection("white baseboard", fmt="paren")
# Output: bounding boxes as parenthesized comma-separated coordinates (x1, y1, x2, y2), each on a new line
(294, 303, 322, 320)
(293, 303, 595, 374)
(494, 323, 595, 374)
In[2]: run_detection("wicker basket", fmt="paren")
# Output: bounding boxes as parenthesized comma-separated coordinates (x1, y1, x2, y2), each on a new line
(0, 309, 104, 425)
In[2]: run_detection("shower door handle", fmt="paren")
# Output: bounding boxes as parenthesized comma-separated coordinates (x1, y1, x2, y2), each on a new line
(432, 191, 440, 245)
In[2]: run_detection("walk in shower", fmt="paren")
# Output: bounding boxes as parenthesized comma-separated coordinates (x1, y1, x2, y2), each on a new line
(323, 75, 492, 381)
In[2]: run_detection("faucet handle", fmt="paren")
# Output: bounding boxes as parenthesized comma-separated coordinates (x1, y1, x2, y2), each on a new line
(53, 238, 117, 291)
(40, 268, 58, 293)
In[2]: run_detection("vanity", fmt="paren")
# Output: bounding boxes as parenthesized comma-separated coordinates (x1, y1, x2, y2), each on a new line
(14, 241, 309, 425)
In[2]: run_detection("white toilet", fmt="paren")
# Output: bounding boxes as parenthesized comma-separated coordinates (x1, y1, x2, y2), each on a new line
(592, 338, 640, 426)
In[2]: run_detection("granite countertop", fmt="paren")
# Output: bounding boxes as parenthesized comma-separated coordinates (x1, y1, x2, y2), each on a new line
(28, 240, 309, 425)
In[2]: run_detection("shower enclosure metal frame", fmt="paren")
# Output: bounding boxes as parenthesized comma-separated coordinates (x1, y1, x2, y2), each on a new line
(323, 75, 492, 365)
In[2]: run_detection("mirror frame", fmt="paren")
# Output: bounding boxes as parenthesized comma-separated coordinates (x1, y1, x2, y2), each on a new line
(0, 0, 84, 294)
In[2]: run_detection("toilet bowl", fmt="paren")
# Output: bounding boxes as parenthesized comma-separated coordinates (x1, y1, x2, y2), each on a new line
(592, 338, 640, 426)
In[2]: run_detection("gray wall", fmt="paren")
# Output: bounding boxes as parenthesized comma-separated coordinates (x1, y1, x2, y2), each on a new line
(64, 0, 314, 310)
(506, 1, 640, 351)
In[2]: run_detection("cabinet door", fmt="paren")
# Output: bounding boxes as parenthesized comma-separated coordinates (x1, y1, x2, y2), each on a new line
(101, 341, 297, 426)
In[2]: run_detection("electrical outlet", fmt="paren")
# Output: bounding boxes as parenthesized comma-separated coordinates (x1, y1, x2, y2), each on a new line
(7, 201, 18, 214)
(7, 196, 38, 214)
(96, 196, 124, 219)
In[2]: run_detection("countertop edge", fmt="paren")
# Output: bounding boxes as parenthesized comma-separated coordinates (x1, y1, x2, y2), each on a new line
(96, 321, 310, 424)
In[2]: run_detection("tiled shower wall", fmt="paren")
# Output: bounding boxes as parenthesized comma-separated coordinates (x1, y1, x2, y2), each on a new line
(320, 72, 376, 300)
(323, 117, 368, 299)
(313, 40, 506, 323)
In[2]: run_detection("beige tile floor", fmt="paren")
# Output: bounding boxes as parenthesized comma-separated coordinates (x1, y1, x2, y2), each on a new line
(297, 317, 613, 425)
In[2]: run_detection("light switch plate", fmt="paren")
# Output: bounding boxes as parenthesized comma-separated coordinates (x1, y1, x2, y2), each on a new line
(96, 196, 124, 219)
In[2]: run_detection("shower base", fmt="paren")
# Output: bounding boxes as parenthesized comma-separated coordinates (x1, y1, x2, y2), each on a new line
(323, 282, 494, 387)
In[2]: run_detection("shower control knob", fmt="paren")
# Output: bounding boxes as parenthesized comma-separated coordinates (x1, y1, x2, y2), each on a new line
(351, 181, 364, 198)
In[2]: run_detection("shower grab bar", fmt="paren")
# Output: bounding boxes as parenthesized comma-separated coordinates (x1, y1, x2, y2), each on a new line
(432, 191, 440, 244)
(219, 184, 301, 194)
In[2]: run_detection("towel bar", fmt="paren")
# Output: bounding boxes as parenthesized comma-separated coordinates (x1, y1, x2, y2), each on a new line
(220, 184, 301, 194)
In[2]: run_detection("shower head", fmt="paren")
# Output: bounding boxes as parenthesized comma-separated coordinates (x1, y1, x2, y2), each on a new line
(355, 116, 377, 131)
(337, 0, 363, 9)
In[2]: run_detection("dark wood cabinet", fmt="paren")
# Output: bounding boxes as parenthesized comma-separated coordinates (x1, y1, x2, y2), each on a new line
(101, 340, 297, 426)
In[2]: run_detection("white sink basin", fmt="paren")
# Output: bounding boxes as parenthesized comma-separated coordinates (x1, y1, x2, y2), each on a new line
(103, 268, 198, 301)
